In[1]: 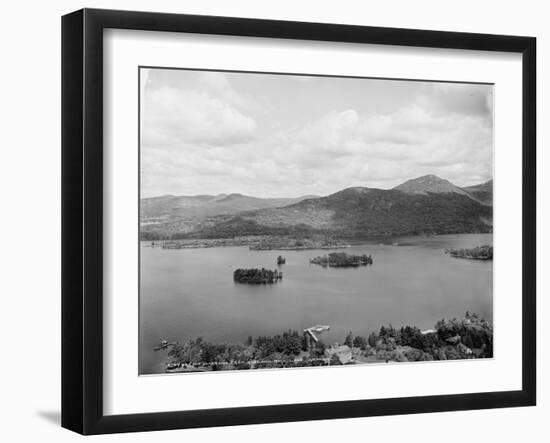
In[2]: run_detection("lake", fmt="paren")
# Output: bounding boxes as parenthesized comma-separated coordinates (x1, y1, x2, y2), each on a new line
(139, 233, 493, 374)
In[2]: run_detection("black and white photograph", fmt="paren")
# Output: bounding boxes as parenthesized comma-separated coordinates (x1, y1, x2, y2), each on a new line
(1, 0, 544, 439)
(139, 68, 494, 375)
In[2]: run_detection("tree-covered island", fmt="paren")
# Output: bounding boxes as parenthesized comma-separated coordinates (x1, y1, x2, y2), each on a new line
(446, 245, 493, 260)
(233, 268, 283, 284)
(309, 252, 373, 267)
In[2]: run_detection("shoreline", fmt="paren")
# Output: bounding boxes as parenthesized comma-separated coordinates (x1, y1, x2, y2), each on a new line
(152, 312, 493, 374)
(141, 232, 493, 251)
(449, 255, 492, 261)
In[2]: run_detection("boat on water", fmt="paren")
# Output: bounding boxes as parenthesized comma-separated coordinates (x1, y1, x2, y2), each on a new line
(153, 340, 169, 351)
(277, 255, 286, 265)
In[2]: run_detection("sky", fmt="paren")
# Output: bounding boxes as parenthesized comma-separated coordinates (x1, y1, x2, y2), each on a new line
(140, 68, 493, 198)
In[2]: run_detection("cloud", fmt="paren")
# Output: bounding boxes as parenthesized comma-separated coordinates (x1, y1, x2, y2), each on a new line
(140, 71, 264, 196)
(418, 82, 493, 123)
(142, 86, 256, 148)
(197, 72, 261, 113)
(140, 70, 493, 197)
(268, 96, 492, 190)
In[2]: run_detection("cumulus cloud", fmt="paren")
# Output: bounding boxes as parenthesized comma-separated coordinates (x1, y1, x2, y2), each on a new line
(270, 98, 491, 190)
(142, 86, 256, 148)
(140, 69, 493, 197)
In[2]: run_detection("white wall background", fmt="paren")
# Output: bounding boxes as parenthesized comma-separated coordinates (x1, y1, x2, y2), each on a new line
(0, 1, 545, 441)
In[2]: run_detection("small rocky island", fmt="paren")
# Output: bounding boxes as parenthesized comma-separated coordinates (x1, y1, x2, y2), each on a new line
(446, 245, 493, 260)
(310, 252, 373, 268)
(233, 268, 283, 284)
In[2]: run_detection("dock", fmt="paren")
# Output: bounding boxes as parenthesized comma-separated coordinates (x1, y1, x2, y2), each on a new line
(303, 325, 330, 348)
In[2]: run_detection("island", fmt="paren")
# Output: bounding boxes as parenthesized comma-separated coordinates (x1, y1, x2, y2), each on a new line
(309, 252, 373, 267)
(233, 268, 283, 284)
(446, 245, 493, 260)
(249, 237, 350, 251)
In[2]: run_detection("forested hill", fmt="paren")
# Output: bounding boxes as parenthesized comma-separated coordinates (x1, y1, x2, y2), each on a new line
(393, 174, 470, 196)
(140, 175, 493, 240)
(141, 193, 318, 220)
(188, 186, 492, 239)
(462, 180, 493, 205)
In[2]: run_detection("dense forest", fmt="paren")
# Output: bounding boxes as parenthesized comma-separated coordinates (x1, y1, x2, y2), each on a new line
(158, 312, 492, 372)
(141, 190, 492, 241)
(140, 176, 493, 241)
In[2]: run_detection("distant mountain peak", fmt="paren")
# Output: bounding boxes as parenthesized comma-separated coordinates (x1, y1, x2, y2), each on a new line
(407, 174, 445, 183)
(393, 175, 468, 196)
(419, 174, 441, 180)
(217, 193, 246, 201)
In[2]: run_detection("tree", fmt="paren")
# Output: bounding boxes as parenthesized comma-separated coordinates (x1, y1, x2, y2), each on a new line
(368, 332, 378, 347)
(330, 353, 343, 365)
(399, 326, 424, 348)
(443, 346, 462, 360)
(310, 341, 326, 358)
(344, 331, 354, 347)
(301, 333, 309, 351)
(200, 342, 222, 363)
(279, 330, 301, 355)
(353, 335, 367, 350)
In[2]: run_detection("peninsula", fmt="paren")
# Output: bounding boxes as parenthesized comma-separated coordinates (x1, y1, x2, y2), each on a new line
(447, 245, 493, 260)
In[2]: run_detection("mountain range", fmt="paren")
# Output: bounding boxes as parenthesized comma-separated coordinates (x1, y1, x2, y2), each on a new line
(141, 193, 318, 220)
(140, 175, 493, 240)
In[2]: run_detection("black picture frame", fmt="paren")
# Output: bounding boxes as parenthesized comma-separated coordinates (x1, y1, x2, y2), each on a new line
(62, 8, 536, 435)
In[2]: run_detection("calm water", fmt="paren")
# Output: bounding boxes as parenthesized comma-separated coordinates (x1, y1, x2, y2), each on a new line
(139, 234, 493, 374)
